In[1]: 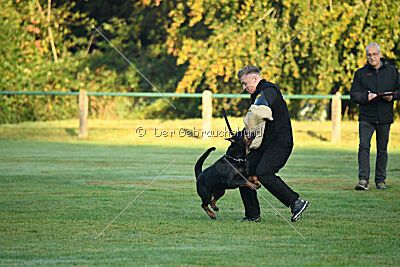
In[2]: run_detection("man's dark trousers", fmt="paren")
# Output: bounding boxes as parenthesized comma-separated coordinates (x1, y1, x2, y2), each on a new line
(239, 144, 299, 218)
(358, 121, 391, 184)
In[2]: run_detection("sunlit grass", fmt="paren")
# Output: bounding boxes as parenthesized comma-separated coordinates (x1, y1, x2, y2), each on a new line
(1, 118, 400, 151)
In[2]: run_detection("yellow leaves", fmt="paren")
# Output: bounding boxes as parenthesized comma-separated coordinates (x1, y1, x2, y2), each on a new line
(187, 0, 204, 27)
(141, 0, 152, 7)
(189, 17, 202, 27)
(23, 68, 32, 75)
(237, 13, 246, 21)
(166, 0, 400, 97)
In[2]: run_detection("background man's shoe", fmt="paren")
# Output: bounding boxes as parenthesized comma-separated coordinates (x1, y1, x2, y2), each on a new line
(376, 182, 388, 190)
(290, 198, 309, 222)
(355, 180, 369, 190)
(237, 216, 261, 222)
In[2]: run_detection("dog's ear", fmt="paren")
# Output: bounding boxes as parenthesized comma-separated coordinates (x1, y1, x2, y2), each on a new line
(249, 132, 256, 142)
(225, 137, 236, 143)
(245, 132, 256, 144)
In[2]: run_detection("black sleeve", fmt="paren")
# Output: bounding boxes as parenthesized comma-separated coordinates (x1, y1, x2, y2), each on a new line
(394, 68, 400, 101)
(262, 86, 279, 106)
(350, 70, 369, 104)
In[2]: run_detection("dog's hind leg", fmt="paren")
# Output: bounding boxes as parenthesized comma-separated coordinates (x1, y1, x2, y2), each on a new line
(210, 190, 225, 212)
(197, 186, 216, 219)
(202, 204, 216, 220)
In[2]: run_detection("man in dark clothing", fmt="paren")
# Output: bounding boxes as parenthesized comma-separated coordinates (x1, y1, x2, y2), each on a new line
(350, 43, 400, 190)
(236, 65, 309, 222)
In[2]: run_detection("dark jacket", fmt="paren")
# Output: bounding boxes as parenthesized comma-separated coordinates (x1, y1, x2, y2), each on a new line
(251, 79, 293, 150)
(350, 59, 400, 123)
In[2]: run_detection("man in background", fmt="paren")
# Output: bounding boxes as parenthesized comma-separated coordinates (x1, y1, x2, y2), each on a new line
(350, 43, 400, 190)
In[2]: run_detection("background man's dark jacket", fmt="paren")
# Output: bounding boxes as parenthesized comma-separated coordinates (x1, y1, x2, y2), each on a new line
(251, 79, 293, 150)
(350, 59, 400, 123)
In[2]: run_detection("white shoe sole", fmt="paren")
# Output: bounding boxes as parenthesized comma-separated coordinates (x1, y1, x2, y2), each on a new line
(355, 184, 369, 190)
(291, 201, 309, 222)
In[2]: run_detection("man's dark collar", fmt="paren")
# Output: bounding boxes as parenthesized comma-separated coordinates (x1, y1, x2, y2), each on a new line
(253, 79, 267, 96)
(365, 58, 388, 70)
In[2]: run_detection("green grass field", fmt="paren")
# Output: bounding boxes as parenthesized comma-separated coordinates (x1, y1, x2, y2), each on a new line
(1, 119, 400, 265)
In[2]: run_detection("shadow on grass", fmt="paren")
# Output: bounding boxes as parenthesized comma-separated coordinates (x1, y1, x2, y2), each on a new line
(65, 128, 77, 136)
(307, 130, 328, 141)
(180, 128, 200, 138)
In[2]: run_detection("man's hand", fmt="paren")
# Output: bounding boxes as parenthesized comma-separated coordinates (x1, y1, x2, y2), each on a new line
(368, 92, 377, 101)
(382, 95, 393, 101)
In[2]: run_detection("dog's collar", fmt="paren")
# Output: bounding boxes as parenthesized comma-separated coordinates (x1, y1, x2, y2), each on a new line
(224, 154, 246, 163)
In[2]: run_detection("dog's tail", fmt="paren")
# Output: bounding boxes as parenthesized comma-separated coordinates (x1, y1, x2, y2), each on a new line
(195, 147, 216, 179)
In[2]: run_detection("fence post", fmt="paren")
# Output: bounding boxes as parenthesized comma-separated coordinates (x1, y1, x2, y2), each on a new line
(79, 90, 88, 139)
(202, 90, 212, 139)
(331, 92, 341, 143)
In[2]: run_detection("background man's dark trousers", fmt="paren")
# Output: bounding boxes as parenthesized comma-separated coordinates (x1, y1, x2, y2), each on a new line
(239, 144, 299, 218)
(358, 121, 391, 185)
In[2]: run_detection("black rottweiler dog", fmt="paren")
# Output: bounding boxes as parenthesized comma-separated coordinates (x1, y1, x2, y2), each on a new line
(194, 131, 261, 219)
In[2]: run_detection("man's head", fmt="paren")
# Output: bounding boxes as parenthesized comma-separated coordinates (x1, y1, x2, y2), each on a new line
(237, 65, 261, 94)
(366, 43, 382, 69)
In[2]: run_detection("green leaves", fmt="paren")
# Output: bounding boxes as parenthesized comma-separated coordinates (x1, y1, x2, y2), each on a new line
(165, 0, 399, 112)
(1, 0, 399, 121)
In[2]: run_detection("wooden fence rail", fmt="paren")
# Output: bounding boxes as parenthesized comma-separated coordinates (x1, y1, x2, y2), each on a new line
(0, 91, 349, 142)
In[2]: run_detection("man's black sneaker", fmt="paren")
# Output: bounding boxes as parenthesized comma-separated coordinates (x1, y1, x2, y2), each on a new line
(236, 216, 261, 222)
(355, 179, 369, 190)
(376, 182, 388, 190)
(290, 198, 309, 222)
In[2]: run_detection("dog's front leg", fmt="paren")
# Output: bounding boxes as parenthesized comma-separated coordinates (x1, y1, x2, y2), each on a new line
(248, 176, 261, 189)
(239, 181, 260, 190)
(244, 160, 250, 176)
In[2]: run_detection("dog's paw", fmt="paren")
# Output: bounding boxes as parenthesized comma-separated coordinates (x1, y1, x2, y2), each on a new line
(254, 182, 262, 190)
(211, 204, 219, 212)
(207, 212, 217, 219)
(248, 176, 261, 190)
(203, 205, 217, 219)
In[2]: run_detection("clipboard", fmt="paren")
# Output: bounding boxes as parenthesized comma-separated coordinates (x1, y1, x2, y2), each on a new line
(368, 91, 397, 102)
(377, 91, 397, 97)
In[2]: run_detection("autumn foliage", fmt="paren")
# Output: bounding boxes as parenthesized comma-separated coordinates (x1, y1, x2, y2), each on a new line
(1, 0, 399, 122)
